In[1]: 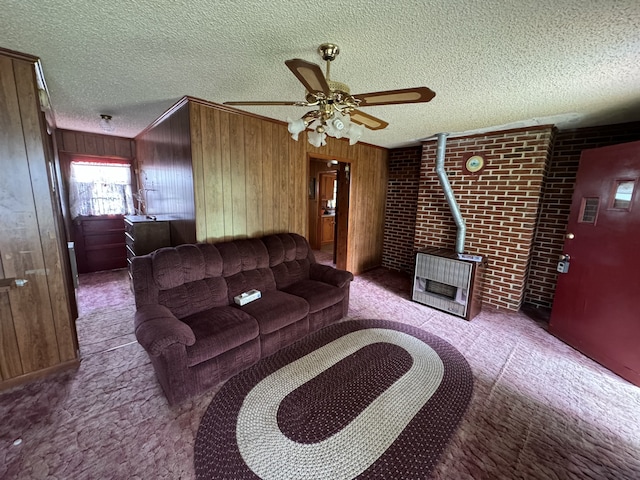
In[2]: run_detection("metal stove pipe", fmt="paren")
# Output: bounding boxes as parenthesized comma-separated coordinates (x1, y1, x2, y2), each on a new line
(434, 132, 466, 253)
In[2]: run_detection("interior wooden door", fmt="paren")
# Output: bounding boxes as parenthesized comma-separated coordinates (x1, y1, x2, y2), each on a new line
(549, 140, 640, 386)
(335, 162, 350, 269)
(0, 50, 79, 387)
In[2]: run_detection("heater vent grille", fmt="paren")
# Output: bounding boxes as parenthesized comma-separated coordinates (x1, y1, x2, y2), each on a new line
(412, 249, 483, 320)
(415, 254, 471, 288)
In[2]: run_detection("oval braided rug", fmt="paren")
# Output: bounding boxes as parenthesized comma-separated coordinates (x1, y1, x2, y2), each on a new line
(194, 319, 473, 479)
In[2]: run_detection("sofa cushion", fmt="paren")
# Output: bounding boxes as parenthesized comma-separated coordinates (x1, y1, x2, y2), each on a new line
(225, 268, 276, 304)
(158, 277, 229, 320)
(236, 290, 309, 335)
(152, 247, 188, 290)
(217, 238, 270, 276)
(182, 306, 259, 367)
(262, 233, 311, 265)
(282, 280, 345, 314)
(271, 260, 312, 289)
(199, 243, 224, 277)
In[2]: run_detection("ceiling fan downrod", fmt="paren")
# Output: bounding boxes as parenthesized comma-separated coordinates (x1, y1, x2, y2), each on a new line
(319, 43, 339, 84)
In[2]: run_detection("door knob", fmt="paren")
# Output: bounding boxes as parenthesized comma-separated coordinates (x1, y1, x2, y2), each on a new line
(558, 254, 571, 261)
(565, 233, 575, 239)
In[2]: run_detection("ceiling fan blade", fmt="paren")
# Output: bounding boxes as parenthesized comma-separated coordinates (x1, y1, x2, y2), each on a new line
(285, 59, 331, 96)
(349, 109, 389, 131)
(353, 87, 436, 107)
(223, 100, 303, 106)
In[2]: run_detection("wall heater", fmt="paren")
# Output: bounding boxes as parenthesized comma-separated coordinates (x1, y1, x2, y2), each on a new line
(412, 248, 485, 320)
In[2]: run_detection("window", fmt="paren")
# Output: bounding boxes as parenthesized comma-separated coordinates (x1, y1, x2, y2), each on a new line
(610, 179, 636, 211)
(578, 197, 599, 224)
(69, 161, 134, 218)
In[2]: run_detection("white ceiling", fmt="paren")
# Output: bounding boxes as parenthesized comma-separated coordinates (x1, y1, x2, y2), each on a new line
(2, 0, 639, 148)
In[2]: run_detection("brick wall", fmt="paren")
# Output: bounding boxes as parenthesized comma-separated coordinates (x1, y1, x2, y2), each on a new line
(382, 121, 640, 313)
(414, 127, 554, 311)
(524, 121, 640, 308)
(382, 147, 422, 272)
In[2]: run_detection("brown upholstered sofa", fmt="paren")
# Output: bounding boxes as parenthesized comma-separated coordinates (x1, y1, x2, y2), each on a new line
(131, 233, 353, 404)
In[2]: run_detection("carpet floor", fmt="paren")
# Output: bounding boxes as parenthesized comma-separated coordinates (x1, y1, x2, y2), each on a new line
(1, 267, 640, 479)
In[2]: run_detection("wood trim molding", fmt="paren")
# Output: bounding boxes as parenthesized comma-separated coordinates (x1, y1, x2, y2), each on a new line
(135, 96, 190, 139)
(0, 46, 39, 62)
(187, 95, 289, 125)
(422, 124, 555, 143)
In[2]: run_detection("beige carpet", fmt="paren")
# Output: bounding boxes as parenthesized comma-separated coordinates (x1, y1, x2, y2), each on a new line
(1, 267, 639, 479)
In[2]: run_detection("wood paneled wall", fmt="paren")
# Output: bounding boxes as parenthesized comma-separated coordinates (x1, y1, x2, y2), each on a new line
(344, 145, 388, 273)
(189, 101, 300, 240)
(136, 97, 388, 274)
(135, 100, 196, 245)
(56, 129, 135, 159)
(187, 98, 388, 274)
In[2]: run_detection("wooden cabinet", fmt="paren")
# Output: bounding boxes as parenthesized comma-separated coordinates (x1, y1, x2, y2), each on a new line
(318, 171, 337, 246)
(321, 216, 335, 244)
(0, 49, 79, 389)
(320, 173, 336, 201)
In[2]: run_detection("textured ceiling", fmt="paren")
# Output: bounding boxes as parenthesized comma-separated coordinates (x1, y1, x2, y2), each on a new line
(2, 0, 639, 148)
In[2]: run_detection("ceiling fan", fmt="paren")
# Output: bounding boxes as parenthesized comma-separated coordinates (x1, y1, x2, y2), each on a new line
(224, 43, 436, 146)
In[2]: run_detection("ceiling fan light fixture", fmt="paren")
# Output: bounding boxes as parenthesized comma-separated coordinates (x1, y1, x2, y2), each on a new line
(287, 117, 307, 140)
(345, 122, 365, 145)
(332, 116, 345, 131)
(324, 110, 350, 138)
(308, 130, 327, 148)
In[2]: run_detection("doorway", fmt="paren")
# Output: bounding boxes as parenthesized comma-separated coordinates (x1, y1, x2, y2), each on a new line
(549, 140, 640, 386)
(308, 156, 350, 268)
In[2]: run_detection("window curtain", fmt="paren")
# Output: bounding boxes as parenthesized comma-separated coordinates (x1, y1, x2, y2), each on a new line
(69, 161, 134, 218)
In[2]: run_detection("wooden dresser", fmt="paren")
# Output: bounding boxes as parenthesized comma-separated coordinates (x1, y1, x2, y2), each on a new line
(124, 216, 171, 278)
(73, 215, 127, 273)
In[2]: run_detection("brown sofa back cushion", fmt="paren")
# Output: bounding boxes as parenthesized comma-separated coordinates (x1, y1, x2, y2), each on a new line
(216, 238, 277, 303)
(263, 233, 316, 289)
(133, 243, 229, 319)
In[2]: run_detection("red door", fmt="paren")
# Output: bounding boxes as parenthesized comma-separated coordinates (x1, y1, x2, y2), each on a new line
(549, 140, 640, 386)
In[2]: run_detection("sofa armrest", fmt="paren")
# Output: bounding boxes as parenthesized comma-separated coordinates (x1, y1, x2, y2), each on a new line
(134, 304, 196, 356)
(309, 263, 354, 288)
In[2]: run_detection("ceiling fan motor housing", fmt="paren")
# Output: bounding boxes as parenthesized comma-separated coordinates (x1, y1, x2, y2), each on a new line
(328, 80, 350, 95)
(319, 43, 340, 61)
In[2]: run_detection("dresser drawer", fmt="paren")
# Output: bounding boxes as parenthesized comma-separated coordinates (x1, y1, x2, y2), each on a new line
(124, 215, 171, 256)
